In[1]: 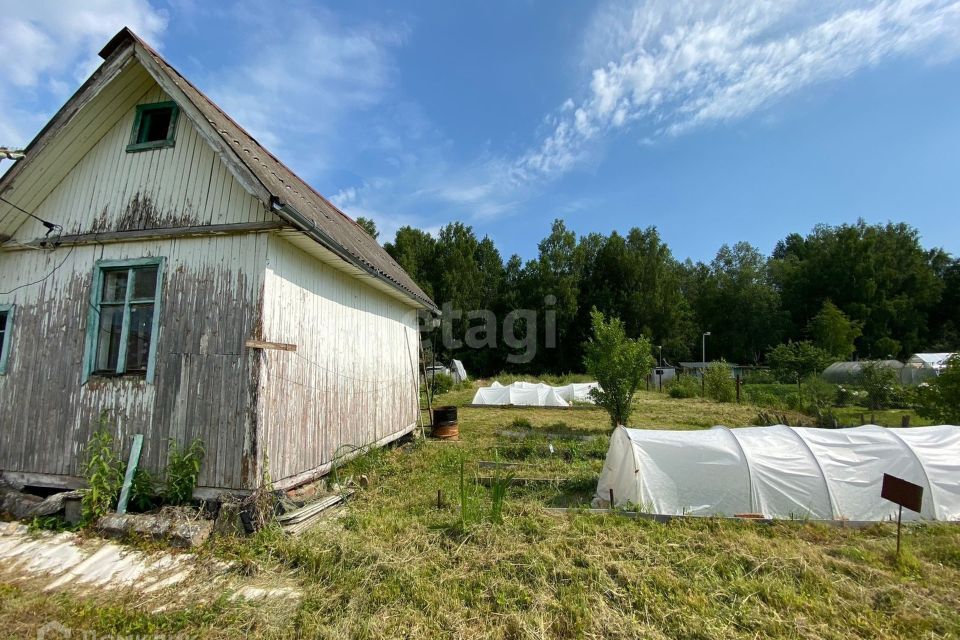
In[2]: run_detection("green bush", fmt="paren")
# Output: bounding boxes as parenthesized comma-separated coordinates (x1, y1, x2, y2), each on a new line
(858, 361, 900, 410)
(743, 385, 781, 408)
(741, 369, 776, 384)
(667, 375, 701, 399)
(163, 438, 205, 505)
(703, 361, 736, 403)
(582, 309, 654, 427)
(802, 375, 836, 414)
(836, 385, 855, 407)
(129, 468, 159, 512)
(428, 372, 455, 396)
(79, 429, 124, 525)
(916, 355, 960, 423)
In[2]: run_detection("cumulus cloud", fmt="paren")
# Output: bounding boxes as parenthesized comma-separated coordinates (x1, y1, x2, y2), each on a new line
(0, 0, 167, 148)
(512, 0, 960, 184)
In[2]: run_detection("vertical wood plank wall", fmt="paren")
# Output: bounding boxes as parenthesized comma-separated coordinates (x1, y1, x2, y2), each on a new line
(258, 234, 420, 487)
(9, 79, 270, 242)
(0, 75, 270, 491)
(0, 235, 267, 490)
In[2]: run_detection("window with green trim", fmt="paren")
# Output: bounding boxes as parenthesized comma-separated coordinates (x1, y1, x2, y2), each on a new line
(85, 258, 165, 382)
(126, 101, 179, 152)
(0, 304, 14, 375)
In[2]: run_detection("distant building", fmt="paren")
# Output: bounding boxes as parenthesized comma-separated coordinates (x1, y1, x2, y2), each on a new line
(678, 361, 743, 378)
(903, 353, 956, 384)
(821, 360, 904, 385)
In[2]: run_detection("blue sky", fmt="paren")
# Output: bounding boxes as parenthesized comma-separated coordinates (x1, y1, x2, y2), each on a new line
(2, 0, 959, 262)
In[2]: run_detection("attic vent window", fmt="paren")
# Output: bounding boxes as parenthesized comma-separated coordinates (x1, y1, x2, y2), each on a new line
(126, 101, 179, 152)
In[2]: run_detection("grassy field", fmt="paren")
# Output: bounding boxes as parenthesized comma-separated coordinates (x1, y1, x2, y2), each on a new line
(2, 381, 958, 639)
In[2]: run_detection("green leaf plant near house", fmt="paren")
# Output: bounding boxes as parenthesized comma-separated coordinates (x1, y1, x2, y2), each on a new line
(79, 415, 205, 526)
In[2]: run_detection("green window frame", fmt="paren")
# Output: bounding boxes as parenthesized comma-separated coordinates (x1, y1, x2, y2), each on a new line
(126, 101, 179, 153)
(83, 257, 165, 384)
(0, 304, 14, 375)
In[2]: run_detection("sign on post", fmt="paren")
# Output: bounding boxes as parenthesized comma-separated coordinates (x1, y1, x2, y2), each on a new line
(881, 473, 923, 557)
(881, 474, 923, 513)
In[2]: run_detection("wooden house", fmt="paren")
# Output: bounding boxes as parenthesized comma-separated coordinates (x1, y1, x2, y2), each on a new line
(0, 28, 437, 497)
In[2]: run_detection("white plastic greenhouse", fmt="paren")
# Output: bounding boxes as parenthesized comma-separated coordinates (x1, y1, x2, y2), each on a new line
(595, 424, 960, 522)
(470, 381, 600, 407)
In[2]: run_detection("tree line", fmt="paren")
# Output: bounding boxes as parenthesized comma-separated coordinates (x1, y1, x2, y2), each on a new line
(357, 217, 959, 376)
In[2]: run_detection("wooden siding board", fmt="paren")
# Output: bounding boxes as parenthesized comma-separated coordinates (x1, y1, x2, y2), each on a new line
(258, 234, 419, 485)
(0, 233, 267, 491)
(10, 80, 270, 245)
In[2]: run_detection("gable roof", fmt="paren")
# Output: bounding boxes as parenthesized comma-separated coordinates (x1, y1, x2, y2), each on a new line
(1, 28, 436, 312)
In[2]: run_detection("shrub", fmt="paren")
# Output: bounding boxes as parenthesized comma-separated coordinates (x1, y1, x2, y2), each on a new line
(803, 375, 836, 414)
(767, 341, 832, 385)
(163, 438, 205, 505)
(667, 375, 700, 399)
(743, 385, 781, 409)
(703, 361, 736, 403)
(129, 468, 159, 512)
(858, 361, 899, 410)
(428, 372, 455, 396)
(582, 309, 654, 427)
(916, 356, 960, 423)
(741, 369, 776, 384)
(79, 429, 124, 525)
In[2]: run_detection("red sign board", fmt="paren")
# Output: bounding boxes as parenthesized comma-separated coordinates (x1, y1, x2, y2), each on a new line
(881, 473, 923, 513)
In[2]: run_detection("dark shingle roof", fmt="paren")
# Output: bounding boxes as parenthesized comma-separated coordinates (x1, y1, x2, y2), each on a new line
(101, 28, 436, 311)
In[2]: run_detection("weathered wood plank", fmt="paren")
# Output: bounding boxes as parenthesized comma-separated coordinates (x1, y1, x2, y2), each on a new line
(244, 339, 297, 352)
(4, 221, 286, 250)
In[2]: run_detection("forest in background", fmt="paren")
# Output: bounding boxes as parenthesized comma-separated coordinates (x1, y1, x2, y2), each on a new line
(357, 217, 959, 376)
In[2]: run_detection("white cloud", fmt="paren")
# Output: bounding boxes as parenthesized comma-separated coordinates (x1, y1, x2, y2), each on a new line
(0, 0, 167, 148)
(201, 2, 408, 177)
(513, 0, 960, 184)
(371, 0, 960, 227)
(331, 178, 442, 242)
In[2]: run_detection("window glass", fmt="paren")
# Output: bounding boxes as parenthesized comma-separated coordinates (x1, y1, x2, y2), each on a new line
(126, 303, 155, 372)
(89, 262, 162, 378)
(95, 306, 124, 372)
(102, 270, 128, 302)
(132, 266, 158, 300)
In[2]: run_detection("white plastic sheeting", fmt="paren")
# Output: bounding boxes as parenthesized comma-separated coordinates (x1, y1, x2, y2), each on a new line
(450, 359, 468, 383)
(595, 424, 960, 521)
(470, 381, 601, 407)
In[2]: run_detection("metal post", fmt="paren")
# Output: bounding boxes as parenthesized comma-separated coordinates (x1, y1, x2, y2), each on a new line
(896, 505, 903, 557)
(736, 374, 741, 403)
(609, 488, 614, 509)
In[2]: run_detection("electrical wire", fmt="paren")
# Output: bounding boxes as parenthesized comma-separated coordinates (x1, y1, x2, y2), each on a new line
(0, 195, 63, 237)
(0, 196, 75, 295)
(0, 242, 75, 295)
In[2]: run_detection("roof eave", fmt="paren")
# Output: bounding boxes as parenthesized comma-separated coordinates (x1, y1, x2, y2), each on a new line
(271, 200, 439, 313)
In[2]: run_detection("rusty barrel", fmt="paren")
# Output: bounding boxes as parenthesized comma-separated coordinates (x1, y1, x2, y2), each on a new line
(431, 405, 459, 439)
